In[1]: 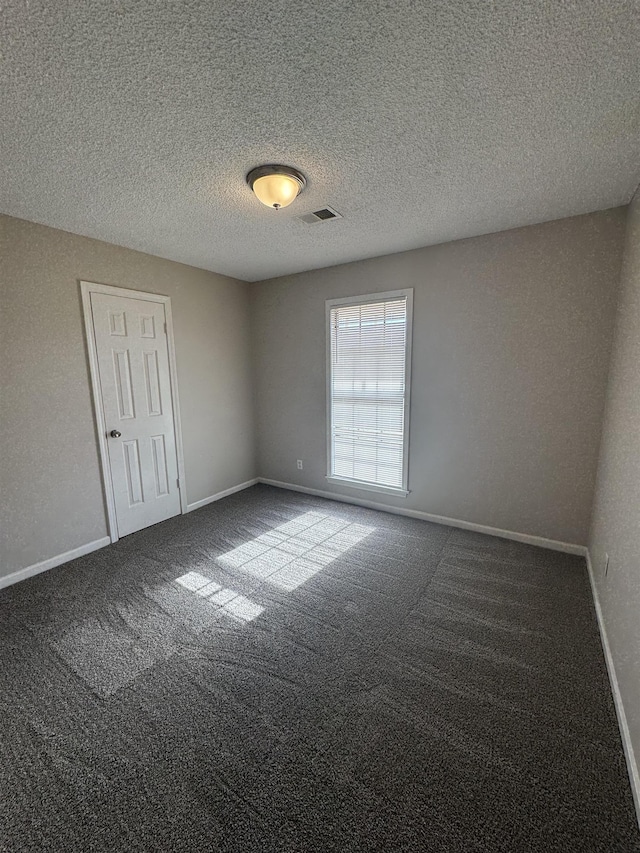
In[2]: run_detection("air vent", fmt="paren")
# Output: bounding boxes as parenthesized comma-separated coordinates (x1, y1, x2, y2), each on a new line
(298, 206, 342, 224)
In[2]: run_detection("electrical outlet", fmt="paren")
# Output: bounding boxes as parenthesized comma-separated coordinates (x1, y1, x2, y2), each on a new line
(297, 459, 303, 470)
(604, 553, 610, 577)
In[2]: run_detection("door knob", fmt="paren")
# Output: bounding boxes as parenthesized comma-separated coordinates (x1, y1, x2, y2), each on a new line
(110, 430, 122, 438)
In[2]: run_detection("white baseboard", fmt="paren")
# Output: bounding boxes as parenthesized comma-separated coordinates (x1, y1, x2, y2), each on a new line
(586, 550, 640, 829)
(0, 479, 260, 592)
(258, 478, 586, 556)
(186, 478, 259, 512)
(0, 537, 111, 592)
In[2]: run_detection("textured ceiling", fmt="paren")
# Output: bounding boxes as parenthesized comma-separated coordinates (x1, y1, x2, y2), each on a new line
(1, 1, 639, 282)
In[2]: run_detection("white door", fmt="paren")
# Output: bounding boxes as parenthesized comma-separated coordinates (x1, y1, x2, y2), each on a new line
(90, 291, 182, 537)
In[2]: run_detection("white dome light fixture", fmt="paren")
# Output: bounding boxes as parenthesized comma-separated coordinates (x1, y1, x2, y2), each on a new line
(246, 164, 306, 210)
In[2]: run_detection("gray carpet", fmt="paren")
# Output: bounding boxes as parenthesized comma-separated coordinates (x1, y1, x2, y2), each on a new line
(1, 484, 638, 852)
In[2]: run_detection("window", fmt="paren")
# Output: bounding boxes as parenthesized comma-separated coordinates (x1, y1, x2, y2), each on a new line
(326, 290, 413, 496)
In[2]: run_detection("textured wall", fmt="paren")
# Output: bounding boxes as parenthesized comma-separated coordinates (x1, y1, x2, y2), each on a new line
(251, 209, 626, 545)
(589, 191, 640, 782)
(0, 215, 256, 579)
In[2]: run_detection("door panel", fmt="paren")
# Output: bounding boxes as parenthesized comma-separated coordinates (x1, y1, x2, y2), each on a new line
(91, 292, 181, 536)
(150, 435, 170, 497)
(143, 351, 163, 416)
(113, 349, 135, 419)
(123, 439, 144, 506)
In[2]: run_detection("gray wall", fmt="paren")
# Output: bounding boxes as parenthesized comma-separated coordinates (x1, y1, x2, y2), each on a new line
(0, 215, 256, 579)
(589, 190, 640, 784)
(0, 206, 629, 581)
(251, 209, 626, 545)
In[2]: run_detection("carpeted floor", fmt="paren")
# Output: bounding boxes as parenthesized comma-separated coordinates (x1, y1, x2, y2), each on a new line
(1, 484, 638, 852)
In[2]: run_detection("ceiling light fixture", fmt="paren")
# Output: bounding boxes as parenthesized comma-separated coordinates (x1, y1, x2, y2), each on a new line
(246, 164, 306, 210)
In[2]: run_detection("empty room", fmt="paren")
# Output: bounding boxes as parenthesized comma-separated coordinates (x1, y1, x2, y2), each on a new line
(1, 1, 639, 850)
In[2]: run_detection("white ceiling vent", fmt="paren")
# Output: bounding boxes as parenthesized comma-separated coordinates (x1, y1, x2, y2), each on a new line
(298, 207, 342, 224)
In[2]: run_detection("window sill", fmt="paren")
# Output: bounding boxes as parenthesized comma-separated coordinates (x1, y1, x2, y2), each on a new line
(326, 476, 409, 498)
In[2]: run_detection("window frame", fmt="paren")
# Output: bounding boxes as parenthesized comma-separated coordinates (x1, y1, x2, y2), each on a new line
(325, 289, 413, 497)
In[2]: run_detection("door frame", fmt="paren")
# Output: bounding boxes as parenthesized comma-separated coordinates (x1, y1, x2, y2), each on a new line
(80, 280, 188, 543)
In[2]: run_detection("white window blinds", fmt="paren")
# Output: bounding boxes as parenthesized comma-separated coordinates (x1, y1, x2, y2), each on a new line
(328, 293, 411, 492)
